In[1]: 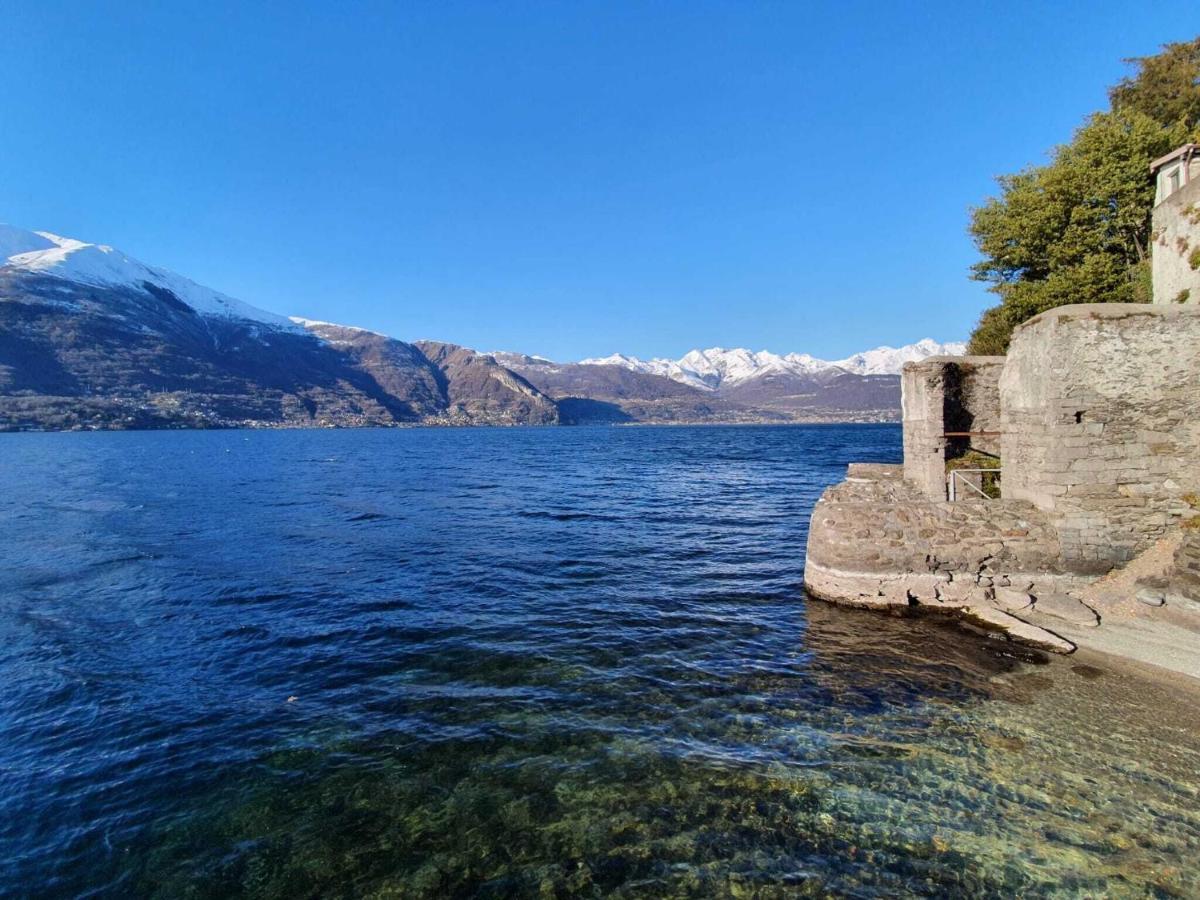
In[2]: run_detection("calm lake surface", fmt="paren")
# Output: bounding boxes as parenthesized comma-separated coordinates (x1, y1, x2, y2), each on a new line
(2, 425, 1198, 898)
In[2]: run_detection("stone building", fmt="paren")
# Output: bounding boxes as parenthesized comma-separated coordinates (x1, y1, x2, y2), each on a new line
(1000, 305, 1200, 567)
(1151, 143, 1200, 305)
(806, 149, 1200, 652)
(901, 356, 1003, 502)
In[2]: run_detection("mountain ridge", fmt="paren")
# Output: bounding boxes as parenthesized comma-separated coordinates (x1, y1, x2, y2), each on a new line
(578, 338, 966, 391)
(0, 223, 963, 430)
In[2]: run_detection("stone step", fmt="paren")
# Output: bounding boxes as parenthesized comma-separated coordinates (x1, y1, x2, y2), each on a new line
(962, 605, 1077, 654)
(1031, 592, 1101, 627)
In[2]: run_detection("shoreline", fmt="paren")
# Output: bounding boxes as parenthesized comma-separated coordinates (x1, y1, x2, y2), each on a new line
(0, 420, 902, 435)
(1040, 597, 1200, 684)
(1064, 641, 1200, 698)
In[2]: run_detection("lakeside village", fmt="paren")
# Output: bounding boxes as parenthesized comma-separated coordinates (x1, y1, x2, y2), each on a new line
(805, 144, 1200, 676)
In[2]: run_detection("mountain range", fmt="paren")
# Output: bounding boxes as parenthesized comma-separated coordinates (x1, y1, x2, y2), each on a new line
(576, 339, 962, 388)
(0, 224, 963, 430)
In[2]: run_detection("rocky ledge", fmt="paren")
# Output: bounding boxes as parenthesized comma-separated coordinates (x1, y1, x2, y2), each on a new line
(804, 464, 1102, 654)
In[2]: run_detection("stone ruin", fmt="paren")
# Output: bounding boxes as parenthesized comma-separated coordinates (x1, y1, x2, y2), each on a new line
(804, 302, 1200, 653)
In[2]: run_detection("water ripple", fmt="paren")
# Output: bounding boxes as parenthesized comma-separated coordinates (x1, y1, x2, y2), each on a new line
(0, 425, 1197, 897)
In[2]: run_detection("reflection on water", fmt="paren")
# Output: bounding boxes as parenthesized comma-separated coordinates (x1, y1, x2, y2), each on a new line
(1, 427, 1197, 897)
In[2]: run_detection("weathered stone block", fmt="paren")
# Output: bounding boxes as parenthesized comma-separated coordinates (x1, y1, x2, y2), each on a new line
(935, 579, 981, 606)
(993, 588, 1033, 612)
(961, 606, 1076, 654)
(1030, 592, 1100, 627)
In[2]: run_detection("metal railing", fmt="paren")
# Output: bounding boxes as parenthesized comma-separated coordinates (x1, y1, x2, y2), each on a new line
(947, 468, 1001, 501)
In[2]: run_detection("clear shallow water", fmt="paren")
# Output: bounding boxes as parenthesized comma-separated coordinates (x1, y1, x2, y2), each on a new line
(1, 425, 1198, 898)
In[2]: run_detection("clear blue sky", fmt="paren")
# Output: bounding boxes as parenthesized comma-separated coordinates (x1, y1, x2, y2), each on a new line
(1, 2, 1193, 360)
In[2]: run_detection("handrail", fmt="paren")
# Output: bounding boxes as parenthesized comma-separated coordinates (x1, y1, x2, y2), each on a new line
(947, 467, 1001, 501)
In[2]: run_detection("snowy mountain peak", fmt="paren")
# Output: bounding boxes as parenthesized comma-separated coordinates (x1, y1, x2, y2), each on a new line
(586, 352, 638, 366)
(577, 352, 716, 390)
(0, 224, 299, 331)
(580, 339, 965, 390)
(831, 339, 967, 376)
(0, 225, 61, 260)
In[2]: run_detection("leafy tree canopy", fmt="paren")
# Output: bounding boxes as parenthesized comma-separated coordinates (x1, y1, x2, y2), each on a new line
(1110, 37, 1200, 128)
(966, 37, 1200, 355)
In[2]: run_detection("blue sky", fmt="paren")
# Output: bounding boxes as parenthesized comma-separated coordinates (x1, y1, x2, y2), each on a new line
(1, 2, 1193, 360)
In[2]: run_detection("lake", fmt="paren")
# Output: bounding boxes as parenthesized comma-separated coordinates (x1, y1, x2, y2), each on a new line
(2, 425, 1198, 897)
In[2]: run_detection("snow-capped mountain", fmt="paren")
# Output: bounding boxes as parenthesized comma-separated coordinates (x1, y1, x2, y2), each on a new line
(0, 223, 561, 429)
(577, 353, 716, 391)
(0, 224, 299, 331)
(580, 340, 965, 391)
(831, 338, 967, 376)
(0, 220, 955, 430)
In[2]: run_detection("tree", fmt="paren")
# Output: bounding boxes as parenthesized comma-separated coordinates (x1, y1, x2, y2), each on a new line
(966, 38, 1200, 354)
(1110, 37, 1200, 130)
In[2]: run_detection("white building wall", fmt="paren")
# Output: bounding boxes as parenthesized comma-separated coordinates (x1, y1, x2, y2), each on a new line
(1152, 174, 1200, 305)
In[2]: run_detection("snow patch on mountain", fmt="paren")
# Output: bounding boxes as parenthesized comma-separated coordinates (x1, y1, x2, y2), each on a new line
(1, 224, 299, 331)
(291, 317, 387, 337)
(579, 353, 715, 390)
(832, 338, 967, 376)
(488, 351, 554, 363)
(581, 340, 965, 390)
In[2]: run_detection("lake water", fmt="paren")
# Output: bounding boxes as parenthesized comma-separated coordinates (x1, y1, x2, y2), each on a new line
(2, 425, 1198, 898)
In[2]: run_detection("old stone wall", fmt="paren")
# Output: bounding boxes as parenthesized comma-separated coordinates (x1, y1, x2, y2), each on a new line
(806, 463, 1078, 600)
(1152, 177, 1200, 306)
(1000, 304, 1200, 569)
(1174, 528, 1200, 588)
(902, 357, 1004, 500)
(901, 364, 946, 500)
(804, 464, 1092, 651)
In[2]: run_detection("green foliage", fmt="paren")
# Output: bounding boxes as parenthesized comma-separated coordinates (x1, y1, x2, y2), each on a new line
(1130, 258, 1154, 304)
(1190, 247, 1200, 270)
(1177, 289, 1192, 304)
(1109, 37, 1200, 128)
(967, 38, 1200, 353)
(966, 304, 1021, 356)
(946, 450, 1001, 498)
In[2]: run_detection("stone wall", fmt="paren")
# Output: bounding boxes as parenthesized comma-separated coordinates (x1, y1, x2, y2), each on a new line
(901, 363, 946, 500)
(1174, 528, 1200, 589)
(1000, 304, 1200, 569)
(1152, 177, 1200, 306)
(901, 356, 1004, 500)
(807, 464, 1070, 596)
(804, 464, 1089, 652)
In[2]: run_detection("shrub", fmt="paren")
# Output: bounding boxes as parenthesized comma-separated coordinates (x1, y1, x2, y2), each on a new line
(946, 450, 1001, 499)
